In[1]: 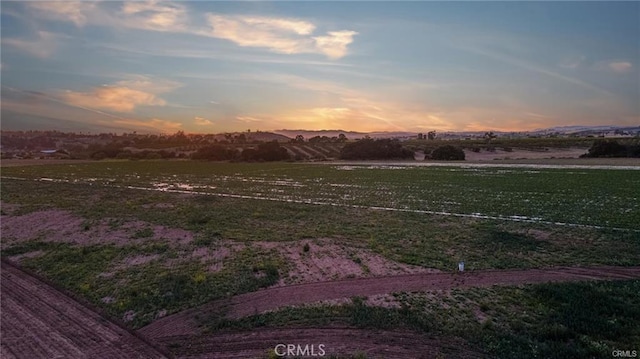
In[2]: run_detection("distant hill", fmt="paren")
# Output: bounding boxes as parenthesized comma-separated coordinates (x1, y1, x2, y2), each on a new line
(274, 129, 415, 139)
(530, 125, 640, 135)
(214, 131, 291, 142)
(276, 125, 640, 140)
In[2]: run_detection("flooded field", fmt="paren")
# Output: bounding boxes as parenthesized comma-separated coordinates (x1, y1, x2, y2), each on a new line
(3, 161, 639, 230)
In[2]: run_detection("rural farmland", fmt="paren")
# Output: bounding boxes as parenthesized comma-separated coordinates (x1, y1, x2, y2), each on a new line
(1, 160, 639, 358)
(3, 0, 640, 357)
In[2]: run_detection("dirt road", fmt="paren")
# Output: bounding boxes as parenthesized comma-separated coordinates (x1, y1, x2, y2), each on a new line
(140, 266, 640, 339)
(159, 328, 486, 359)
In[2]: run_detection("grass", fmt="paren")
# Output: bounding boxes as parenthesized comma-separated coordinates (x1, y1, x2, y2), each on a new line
(2, 172, 639, 271)
(5, 241, 285, 328)
(202, 280, 640, 359)
(2, 161, 639, 229)
(1, 160, 639, 342)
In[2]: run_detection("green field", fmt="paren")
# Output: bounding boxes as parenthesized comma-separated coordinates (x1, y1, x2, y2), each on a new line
(3, 161, 639, 229)
(1, 160, 639, 356)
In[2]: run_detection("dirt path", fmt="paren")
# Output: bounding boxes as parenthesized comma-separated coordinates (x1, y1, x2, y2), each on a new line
(139, 266, 640, 340)
(0, 260, 169, 359)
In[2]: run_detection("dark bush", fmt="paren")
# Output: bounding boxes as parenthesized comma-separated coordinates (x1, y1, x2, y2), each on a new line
(192, 145, 237, 161)
(430, 145, 465, 161)
(340, 138, 414, 160)
(242, 141, 290, 161)
(581, 139, 636, 158)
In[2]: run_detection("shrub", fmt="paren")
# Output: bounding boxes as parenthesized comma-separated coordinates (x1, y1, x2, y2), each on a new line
(340, 138, 414, 160)
(581, 139, 635, 158)
(242, 141, 290, 161)
(430, 145, 465, 161)
(191, 145, 237, 161)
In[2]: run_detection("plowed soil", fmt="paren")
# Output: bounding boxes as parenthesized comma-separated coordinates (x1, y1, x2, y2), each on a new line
(0, 260, 168, 359)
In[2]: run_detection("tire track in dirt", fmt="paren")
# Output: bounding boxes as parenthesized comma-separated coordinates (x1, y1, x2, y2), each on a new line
(0, 260, 169, 359)
(139, 266, 640, 340)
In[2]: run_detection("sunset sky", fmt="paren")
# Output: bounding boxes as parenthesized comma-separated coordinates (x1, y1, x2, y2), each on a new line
(1, 1, 638, 134)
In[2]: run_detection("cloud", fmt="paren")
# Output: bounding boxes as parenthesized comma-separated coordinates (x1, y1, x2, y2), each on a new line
(235, 116, 264, 123)
(112, 118, 183, 133)
(62, 86, 165, 112)
(2, 31, 59, 58)
(459, 45, 613, 96)
(22, 2, 357, 59)
(204, 14, 357, 59)
(194, 116, 213, 126)
(120, 1, 188, 32)
(313, 31, 358, 59)
(27, 1, 95, 27)
(60, 76, 180, 112)
(559, 56, 587, 70)
(114, 75, 182, 94)
(25, 0, 187, 32)
(608, 61, 633, 73)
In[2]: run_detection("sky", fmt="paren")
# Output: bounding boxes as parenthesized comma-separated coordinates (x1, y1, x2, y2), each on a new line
(1, 1, 639, 134)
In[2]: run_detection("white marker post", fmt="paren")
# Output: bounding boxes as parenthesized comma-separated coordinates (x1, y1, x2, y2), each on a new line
(458, 261, 465, 272)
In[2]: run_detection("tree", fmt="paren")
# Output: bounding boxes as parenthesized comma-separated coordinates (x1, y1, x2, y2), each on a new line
(242, 141, 290, 161)
(429, 145, 465, 161)
(427, 131, 437, 140)
(236, 133, 247, 144)
(191, 145, 237, 160)
(340, 138, 414, 160)
(295, 135, 305, 143)
(581, 139, 638, 158)
(484, 131, 497, 143)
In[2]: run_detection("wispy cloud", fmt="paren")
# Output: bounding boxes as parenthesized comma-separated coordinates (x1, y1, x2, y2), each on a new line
(559, 55, 587, 70)
(62, 87, 165, 112)
(2, 31, 60, 58)
(235, 116, 264, 123)
(608, 61, 633, 73)
(60, 76, 181, 112)
(460, 45, 613, 96)
(23, 1, 357, 60)
(204, 14, 357, 59)
(194, 116, 213, 126)
(313, 31, 359, 59)
(120, 0, 188, 32)
(113, 118, 183, 133)
(27, 1, 95, 27)
(2, 85, 183, 133)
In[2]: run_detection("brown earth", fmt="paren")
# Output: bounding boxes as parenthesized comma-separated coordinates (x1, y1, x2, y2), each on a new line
(159, 328, 486, 359)
(0, 260, 168, 359)
(255, 239, 438, 286)
(0, 208, 193, 248)
(3, 258, 638, 359)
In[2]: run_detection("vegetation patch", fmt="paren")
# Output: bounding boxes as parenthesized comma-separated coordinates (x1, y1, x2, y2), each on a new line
(206, 280, 640, 359)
